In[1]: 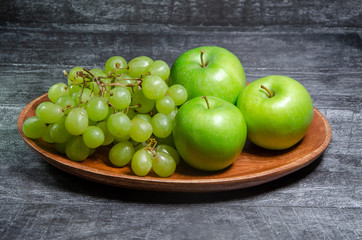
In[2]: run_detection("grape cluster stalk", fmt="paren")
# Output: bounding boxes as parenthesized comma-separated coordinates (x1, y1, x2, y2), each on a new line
(23, 56, 188, 177)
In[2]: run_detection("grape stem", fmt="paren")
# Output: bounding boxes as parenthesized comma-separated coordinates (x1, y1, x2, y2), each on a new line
(105, 82, 140, 88)
(202, 96, 210, 109)
(82, 68, 104, 97)
(123, 104, 141, 114)
(116, 78, 141, 82)
(146, 138, 158, 157)
(128, 104, 141, 109)
(200, 49, 206, 68)
(261, 85, 273, 98)
(106, 101, 117, 113)
(115, 63, 129, 70)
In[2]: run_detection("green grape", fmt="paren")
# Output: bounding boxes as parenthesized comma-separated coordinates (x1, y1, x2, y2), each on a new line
(90, 68, 107, 78)
(104, 56, 127, 76)
(128, 56, 153, 78)
(68, 67, 90, 86)
(48, 83, 68, 103)
(65, 136, 89, 162)
(129, 118, 153, 143)
(155, 133, 175, 148)
(55, 95, 75, 114)
(36, 102, 64, 123)
(156, 144, 180, 165)
(156, 95, 175, 115)
(82, 126, 105, 148)
(68, 84, 82, 94)
(72, 88, 93, 106)
(133, 113, 151, 122)
(148, 60, 170, 81)
(167, 84, 188, 106)
(150, 113, 173, 138)
(107, 112, 131, 139)
(142, 75, 168, 100)
(85, 96, 109, 121)
(42, 125, 55, 143)
(109, 141, 135, 167)
(65, 107, 88, 135)
(97, 121, 114, 146)
(109, 87, 131, 110)
(131, 89, 155, 113)
(152, 152, 176, 177)
(22, 116, 47, 139)
(167, 107, 178, 122)
(131, 148, 153, 176)
(50, 117, 71, 143)
(54, 142, 66, 154)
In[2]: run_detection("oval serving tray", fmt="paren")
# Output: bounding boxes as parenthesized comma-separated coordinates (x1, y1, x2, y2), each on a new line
(18, 94, 331, 192)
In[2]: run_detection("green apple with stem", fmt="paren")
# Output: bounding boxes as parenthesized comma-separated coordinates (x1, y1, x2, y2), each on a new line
(237, 75, 314, 150)
(169, 46, 245, 104)
(173, 96, 247, 171)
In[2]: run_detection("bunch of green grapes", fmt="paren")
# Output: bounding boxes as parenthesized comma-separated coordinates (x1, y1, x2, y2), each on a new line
(22, 56, 188, 177)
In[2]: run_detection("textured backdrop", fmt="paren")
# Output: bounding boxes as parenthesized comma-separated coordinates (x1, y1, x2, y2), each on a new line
(1, 0, 361, 239)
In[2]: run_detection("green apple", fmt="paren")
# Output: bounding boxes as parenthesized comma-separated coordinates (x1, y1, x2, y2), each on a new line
(173, 96, 247, 171)
(237, 75, 314, 150)
(169, 46, 245, 104)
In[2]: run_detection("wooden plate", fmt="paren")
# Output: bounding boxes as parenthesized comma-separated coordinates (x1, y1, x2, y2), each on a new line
(18, 94, 331, 192)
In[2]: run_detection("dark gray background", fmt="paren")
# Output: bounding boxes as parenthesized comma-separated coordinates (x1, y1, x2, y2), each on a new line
(1, 0, 361, 239)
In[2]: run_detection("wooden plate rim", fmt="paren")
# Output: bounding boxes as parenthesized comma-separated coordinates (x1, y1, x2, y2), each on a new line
(17, 94, 332, 192)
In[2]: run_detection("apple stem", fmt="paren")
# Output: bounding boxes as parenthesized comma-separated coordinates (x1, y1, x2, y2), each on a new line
(200, 49, 206, 68)
(202, 96, 210, 109)
(261, 85, 273, 98)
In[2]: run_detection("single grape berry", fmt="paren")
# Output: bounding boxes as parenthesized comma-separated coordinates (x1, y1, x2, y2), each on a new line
(23, 116, 47, 139)
(150, 113, 173, 138)
(48, 83, 68, 103)
(152, 152, 176, 177)
(82, 126, 105, 148)
(167, 84, 188, 106)
(50, 117, 71, 143)
(86, 96, 109, 122)
(36, 102, 64, 124)
(142, 75, 168, 100)
(148, 60, 170, 81)
(131, 148, 153, 176)
(156, 96, 175, 115)
(65, 136, 89, 162)
(128, 56, 153, 78)
(107, 112, 132, 139)
(129, 118, 153, 143)
(104, 56, 128, 76)
(109, 87, 131, 110)
(109, 141, 135, 167)
(65, 107, 88, 135)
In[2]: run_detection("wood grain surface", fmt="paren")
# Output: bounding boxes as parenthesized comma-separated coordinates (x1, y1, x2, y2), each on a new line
(1, 0, 361, 239)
